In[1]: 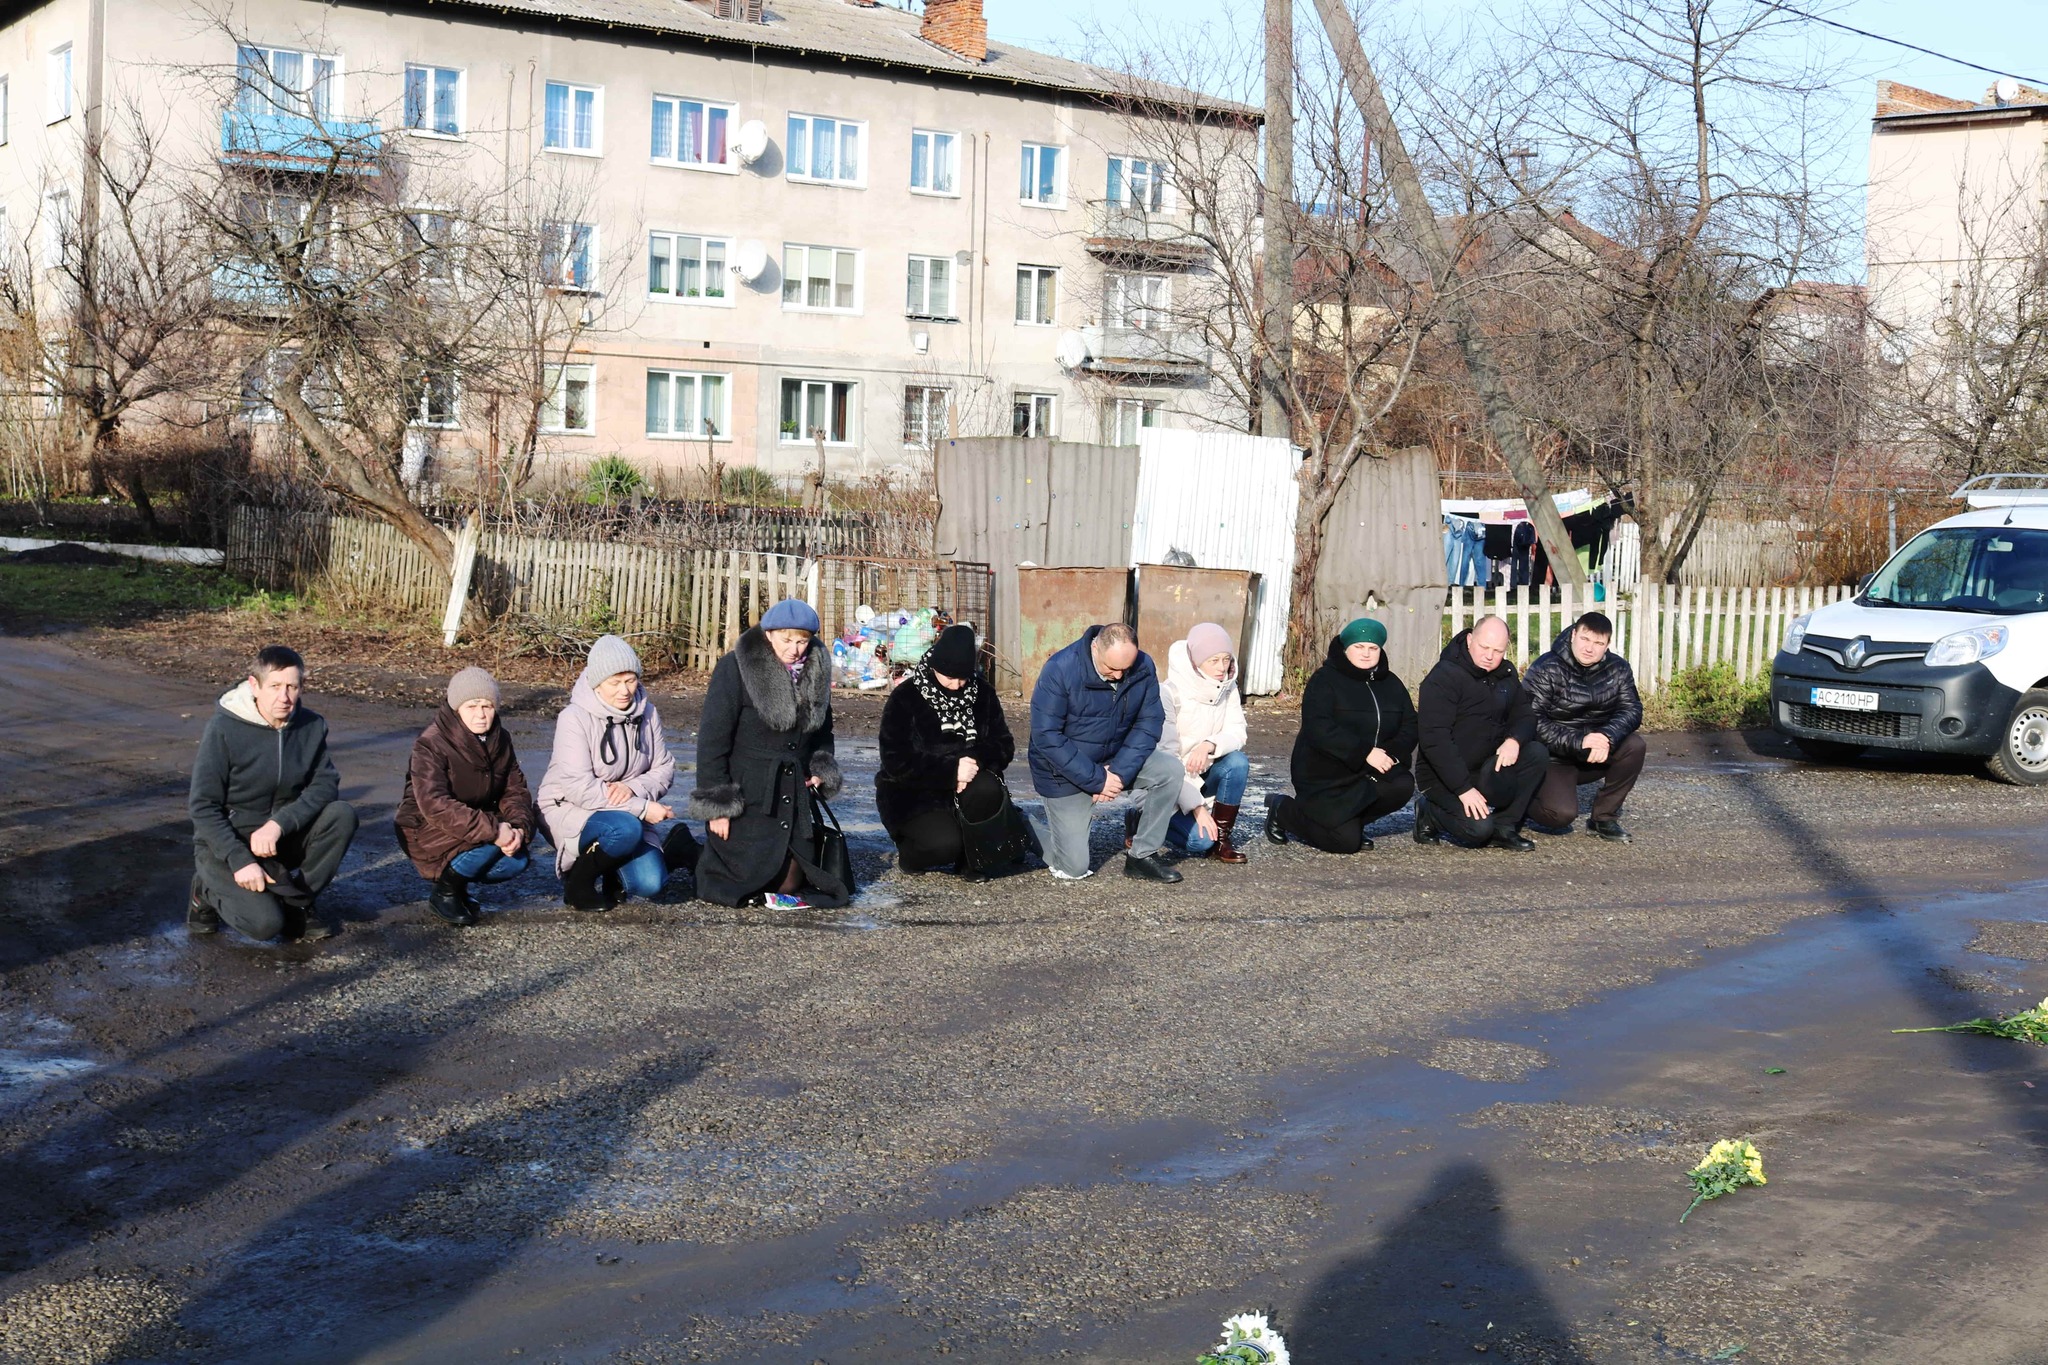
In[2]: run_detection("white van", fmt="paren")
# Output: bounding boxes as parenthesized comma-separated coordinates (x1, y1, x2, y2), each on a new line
(1771, 475, 2048, 785)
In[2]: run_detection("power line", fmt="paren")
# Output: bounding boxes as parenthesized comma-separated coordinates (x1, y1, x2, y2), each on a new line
(1763, 2, 2048, 88)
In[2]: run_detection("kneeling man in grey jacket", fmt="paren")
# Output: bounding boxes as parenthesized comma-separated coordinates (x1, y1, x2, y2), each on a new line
(187, 645, 359, 941)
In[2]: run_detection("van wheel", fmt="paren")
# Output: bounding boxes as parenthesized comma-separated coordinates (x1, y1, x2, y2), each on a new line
(1794, 737, 1865, 763)
(1986, 689, 2048, 786)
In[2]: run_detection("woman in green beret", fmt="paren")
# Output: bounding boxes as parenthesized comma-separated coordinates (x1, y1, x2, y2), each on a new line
(1265, 617, 1418, 853)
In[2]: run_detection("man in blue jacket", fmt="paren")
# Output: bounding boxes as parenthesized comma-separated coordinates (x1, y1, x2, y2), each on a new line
(1028, 622, 1185, 883)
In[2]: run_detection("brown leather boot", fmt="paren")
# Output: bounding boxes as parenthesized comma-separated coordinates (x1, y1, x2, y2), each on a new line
(1209, 802, 1248, 863)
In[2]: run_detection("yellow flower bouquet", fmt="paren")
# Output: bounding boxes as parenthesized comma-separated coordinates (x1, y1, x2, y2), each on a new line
(1680, 1139, 1766, 1223)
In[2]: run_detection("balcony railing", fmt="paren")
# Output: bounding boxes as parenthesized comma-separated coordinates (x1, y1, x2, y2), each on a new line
(221, 108, 382, 174)
(1084, 200, 1207, 268)
(1080, 324, 1208, 378)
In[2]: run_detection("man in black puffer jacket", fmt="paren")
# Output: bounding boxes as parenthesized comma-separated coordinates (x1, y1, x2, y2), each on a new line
(1414, 616, 1549, 851)
(1522, 611, 1644, 842)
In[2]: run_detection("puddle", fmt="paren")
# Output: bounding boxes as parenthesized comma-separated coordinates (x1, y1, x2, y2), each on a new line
(0, 1049, 100, 1097)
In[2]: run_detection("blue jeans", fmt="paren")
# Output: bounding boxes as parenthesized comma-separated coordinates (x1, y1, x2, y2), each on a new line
(448, 843, 531, 884)
(579, 809, 669, 900)
(1168, 750, 1250, 853)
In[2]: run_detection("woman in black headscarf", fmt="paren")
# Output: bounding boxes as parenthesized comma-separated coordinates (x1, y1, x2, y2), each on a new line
(875, 625, 1029, 877)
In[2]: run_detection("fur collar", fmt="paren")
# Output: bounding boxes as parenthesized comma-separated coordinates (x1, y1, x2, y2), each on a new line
(735, 628, 831, 734)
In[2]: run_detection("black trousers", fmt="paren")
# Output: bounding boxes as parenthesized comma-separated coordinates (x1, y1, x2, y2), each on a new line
(1530, 731, 1647, 827)
(194, 801, 359, 940)
(1273, 769, 1416, 855)
(892, 770, 1008, 873)
(1423, 742, 1550, 846)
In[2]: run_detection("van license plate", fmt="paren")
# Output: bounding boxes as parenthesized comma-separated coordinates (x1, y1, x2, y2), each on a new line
(1811, 687, 1880, 711)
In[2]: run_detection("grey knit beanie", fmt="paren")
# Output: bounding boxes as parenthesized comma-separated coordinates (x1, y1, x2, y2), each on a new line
(446, 666, 499, 710)
(582, 634, 642, 689)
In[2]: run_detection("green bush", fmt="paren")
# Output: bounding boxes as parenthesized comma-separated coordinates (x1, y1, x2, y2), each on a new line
(582, 455, 646, 506)
(1651, 661, 1771, 730)
(719, 465, 785, 504)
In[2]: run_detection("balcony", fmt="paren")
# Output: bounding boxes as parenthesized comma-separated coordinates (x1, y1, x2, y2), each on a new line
(1084, 200, 1207, 270)
(221, 108, 382, 174)
(1079, 324, 1208, 380)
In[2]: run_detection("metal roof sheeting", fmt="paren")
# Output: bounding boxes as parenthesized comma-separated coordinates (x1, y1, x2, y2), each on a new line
(1129, 429, 1299, 695)
(1313, 445, 1448, 686)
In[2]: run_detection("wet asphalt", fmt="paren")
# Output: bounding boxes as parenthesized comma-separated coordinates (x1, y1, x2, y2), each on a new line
(5, 633, 2048, 1363)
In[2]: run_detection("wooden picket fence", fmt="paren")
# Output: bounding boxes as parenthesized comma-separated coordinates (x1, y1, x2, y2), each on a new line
(1444, 581, 1857, 694)
(225, 507, 808, 668)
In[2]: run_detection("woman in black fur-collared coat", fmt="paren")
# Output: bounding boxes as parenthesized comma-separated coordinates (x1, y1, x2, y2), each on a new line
(690, 600, 850, 908)
(875, 624, 1024, 876)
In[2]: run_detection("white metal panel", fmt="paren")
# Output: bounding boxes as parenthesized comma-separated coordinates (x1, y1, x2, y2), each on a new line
(1130, 428, 1299, 694)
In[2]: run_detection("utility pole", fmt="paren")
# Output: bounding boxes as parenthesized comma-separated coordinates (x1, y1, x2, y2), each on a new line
(1260, 0, 1295, 442)
(1305, 0, 1583, 586)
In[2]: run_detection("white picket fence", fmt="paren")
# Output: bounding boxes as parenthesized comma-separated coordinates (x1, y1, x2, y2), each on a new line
(1445, 582, 1856, 694)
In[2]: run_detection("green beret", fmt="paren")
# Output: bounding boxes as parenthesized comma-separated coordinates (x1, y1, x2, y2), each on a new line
(1339, 617, 1388, 648)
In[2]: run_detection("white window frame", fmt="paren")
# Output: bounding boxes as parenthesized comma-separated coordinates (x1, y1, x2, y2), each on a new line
(541, 363, 596, 434)
(647, 230, 733, 305)
(542, 221, 599, 292)
(1106, 272, 1170, 331)
(46, 44, 71, 123)
(910, 128, 959, 196)
(403, 64, 464, 138)
(781, 243, 860, 314)
(779, 377, 857, 445)
(234, 44, 340, 120)
(905, 253, 957, 320)
(238, 349, 293, 424)
(645, 368, 731, 440)
(41, 189, 69, 270)
(785, 112, 865, 187)
(1012, 390, 1057, 438)
(1015, 264, 1058, 326)
(406, 209, 460, 283)
(1, 76, 12, 145)
(1107, 155, 1173, 212)
(1019, 142, 1065, 208)
(1108, 396, 1164, 446)
(650, 95, 735, 171)
(903, 385, 950, 450)
(543, 80, 602, 155)
(407, 370, 460, 429)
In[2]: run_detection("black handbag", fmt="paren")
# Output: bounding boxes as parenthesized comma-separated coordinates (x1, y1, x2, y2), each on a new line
(809, 793, 857, 897)
(957, 778, 1034, 874)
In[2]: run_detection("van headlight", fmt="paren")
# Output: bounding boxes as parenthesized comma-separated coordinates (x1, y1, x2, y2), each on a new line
(1781, 613, 1812, 655)
(1925, 624, 2009, 666)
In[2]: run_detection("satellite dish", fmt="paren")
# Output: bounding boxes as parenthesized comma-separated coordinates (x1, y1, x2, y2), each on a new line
(735, 119, 770, 164)
(1054, 330, 1091, 370)
(733, 239, 769, 282)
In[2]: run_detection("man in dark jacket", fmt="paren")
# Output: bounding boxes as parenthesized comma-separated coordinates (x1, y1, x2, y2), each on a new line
(187, 645, 358, 941)
(1414, 616, 1550, 851)
(1523, 611, 1645, 842)
(1028, 622, 1184, 883)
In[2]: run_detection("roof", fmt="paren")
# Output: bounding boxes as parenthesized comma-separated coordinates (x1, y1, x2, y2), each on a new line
(1874, 78, 2048, 127)
(412, 0, 1258, 117)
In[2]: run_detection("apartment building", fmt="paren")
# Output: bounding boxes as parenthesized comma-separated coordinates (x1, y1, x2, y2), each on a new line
(0, 0, 1253, 480)
(1867, 77, 2048, 350)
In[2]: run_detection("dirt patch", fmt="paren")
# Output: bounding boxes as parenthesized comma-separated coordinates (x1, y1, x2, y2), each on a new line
(1422, 1037, 1554, 1083)
(1926, 963, 2026, 998)
(1618, 1260, 1858, 1365)
(0, 1272, 191, 1365)
(1464, 1101, 1716, 1164)
(610, 1312, 822, 1363)
(1967, 919, 2048, 962)
(851, 1181, 1320, 1340)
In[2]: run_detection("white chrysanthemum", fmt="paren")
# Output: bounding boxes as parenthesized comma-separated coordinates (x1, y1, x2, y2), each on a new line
(1216, 1312, 1291, 1365)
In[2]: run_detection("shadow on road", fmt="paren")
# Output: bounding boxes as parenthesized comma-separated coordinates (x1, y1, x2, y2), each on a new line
(1290, 1161, 1590, 1363)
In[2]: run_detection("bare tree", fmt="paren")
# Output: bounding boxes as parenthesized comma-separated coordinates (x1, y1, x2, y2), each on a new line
(0, 102, 227, 534)
(1446, 0, 1860, 585)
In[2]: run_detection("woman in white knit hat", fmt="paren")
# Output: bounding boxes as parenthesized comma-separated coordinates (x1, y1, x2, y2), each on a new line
(536, 635, 698, 910)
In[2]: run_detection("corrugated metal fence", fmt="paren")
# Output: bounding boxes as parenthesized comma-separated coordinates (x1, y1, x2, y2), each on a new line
(1315, 446, 1449, 687)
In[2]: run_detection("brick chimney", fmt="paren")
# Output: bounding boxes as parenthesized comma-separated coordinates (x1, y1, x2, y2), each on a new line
(921, 0, 987, 63)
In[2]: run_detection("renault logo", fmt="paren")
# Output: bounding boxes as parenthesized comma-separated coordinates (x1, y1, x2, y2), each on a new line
(1844, 637, 1869, 669)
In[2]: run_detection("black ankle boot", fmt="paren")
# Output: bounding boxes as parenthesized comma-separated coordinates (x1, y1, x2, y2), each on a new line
(563, 841, 627, 911)
(662, 823, 702, 873)
(427, 868, 478, 925)
(1263, 793, 1288, 845)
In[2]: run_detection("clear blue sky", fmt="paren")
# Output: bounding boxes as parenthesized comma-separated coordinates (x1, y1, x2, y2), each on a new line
(986, 0, 2044, 280)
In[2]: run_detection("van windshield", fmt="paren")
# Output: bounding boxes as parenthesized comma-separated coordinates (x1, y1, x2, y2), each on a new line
(1862, 525, 2048, 614)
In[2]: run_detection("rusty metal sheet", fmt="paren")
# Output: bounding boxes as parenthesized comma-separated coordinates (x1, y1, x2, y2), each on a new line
(1016, 567, 1130, 700)
(1133, 564, 1256, 668)
(1313, 445, 1447, 688)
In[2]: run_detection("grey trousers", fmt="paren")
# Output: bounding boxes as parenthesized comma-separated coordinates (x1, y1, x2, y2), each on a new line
(1036, 747, 1183, 878)
(194, 801, 359, 940)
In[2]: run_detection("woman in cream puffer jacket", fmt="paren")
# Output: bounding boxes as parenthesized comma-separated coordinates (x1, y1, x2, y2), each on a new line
(1150, 621, 1252, 863)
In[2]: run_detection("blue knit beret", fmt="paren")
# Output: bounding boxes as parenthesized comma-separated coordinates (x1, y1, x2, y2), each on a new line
(759, 598, 821, 633)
